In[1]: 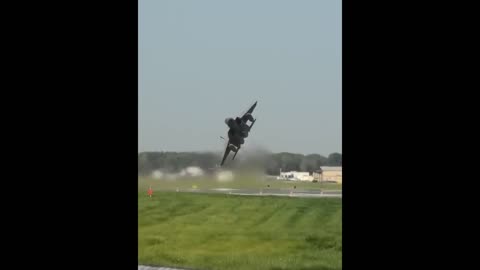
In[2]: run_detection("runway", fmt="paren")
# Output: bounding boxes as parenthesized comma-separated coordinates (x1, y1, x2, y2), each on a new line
(138, 266, 187, 270)
(177, 188, 342, 198)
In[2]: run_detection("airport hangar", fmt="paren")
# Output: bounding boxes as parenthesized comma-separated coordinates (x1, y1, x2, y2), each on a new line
(277, 166, 342, 183)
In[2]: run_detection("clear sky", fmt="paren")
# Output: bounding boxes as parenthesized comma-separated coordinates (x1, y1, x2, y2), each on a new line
(139, 0, 341, 156)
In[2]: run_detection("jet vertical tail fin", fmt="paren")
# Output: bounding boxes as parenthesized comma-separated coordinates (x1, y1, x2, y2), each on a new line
(249, 118, 256, 131)
(220, 144, 231, 166)
(221, 148, 230, 166)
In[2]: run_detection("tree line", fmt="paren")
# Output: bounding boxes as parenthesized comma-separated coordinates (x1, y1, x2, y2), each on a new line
(138, 151, 342, 176)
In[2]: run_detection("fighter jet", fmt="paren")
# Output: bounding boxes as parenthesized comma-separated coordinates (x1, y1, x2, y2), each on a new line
(220, 101, 257, 166)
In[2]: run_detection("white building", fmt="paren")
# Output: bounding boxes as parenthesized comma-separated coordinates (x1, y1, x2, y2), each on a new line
(277, 166, 342, 183)
(318, 166, 342, 183)
(277, 171, 313, 181)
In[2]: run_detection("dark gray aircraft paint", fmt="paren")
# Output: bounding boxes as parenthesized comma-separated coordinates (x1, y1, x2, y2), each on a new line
(221, 101, 257, 166)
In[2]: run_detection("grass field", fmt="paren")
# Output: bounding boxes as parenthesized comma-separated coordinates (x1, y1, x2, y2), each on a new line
(138, 192, 342, 270)
(138, 174, 342, 193)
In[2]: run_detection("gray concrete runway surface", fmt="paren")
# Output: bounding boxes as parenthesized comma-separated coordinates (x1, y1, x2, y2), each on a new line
(177, 188, 342, 198)
(138, 265, 187, 270)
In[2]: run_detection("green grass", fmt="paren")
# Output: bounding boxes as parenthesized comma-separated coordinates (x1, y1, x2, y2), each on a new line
(138, 192, 342, 270)
(138, 174, 342, 193)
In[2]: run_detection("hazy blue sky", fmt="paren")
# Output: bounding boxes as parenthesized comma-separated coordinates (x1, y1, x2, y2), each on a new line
(139, 0, 341, 156)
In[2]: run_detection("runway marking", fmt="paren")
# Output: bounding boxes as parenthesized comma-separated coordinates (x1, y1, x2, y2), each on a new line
(169, 189, 342, 198)
(138, 265, 187, 270)
(210, 188, 239, 191)
(229, 192, 341, 198)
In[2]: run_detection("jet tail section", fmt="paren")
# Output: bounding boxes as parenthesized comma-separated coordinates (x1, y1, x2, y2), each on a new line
(220, 145, 230, 166)
(249, 118, 256, 131)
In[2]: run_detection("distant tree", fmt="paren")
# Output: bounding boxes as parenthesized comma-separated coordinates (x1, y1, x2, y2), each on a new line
(138, 153, 152, 175)
(266, 159, 280, 175)
(327, 153, 342, 166)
